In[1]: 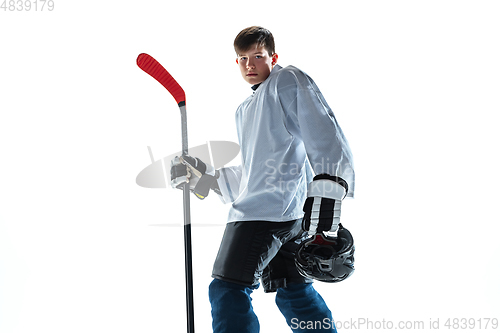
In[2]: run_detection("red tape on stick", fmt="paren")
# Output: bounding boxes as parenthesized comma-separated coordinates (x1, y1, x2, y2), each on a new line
(137, 53, 186, 105)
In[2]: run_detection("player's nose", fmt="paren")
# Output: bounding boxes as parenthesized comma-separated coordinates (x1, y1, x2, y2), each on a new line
(246, 59, 255, 69)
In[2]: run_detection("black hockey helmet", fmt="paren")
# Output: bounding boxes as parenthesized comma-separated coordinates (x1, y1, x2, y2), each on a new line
(295, 224, 355, 283)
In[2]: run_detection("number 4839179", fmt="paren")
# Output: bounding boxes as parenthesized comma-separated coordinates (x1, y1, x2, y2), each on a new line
(1, 0, 55, 11)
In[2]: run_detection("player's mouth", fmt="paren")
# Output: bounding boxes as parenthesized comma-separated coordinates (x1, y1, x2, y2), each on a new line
(247, 73, 258, 77)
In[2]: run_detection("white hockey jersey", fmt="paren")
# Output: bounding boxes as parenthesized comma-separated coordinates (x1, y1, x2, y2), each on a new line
(217, 64, 354, 222)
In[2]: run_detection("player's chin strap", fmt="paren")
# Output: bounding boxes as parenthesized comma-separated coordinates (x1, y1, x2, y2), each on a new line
(307, 176, 347, 237)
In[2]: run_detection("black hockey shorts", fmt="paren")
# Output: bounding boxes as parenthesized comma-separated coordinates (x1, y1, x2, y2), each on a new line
(211, 219, 313, 293)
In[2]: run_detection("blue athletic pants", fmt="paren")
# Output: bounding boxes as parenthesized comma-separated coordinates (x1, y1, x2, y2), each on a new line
(208, 278, 337, 333)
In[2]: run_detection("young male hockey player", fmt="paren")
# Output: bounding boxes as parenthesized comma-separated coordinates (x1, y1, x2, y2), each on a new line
(171, 26, 355, 333)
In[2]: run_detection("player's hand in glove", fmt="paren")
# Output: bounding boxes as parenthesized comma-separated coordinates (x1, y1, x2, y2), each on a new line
(302, 174, 349, 236)
(170, 155, 220, 199)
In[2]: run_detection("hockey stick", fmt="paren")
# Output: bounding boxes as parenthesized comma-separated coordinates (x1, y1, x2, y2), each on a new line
(137, 53, 195, 333)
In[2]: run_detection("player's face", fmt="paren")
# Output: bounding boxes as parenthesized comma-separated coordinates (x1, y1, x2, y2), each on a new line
(236, 45, 278, 85)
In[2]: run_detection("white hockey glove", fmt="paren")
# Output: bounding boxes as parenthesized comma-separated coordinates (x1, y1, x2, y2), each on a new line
(302, 174, 349, 237)
(170, 155, 220, 199)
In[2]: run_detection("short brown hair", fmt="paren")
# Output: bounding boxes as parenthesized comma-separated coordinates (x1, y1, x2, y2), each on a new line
(234, 26, 275, 56)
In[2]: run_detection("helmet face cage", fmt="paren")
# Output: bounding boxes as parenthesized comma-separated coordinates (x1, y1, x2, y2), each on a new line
(295, 224, 355, 283)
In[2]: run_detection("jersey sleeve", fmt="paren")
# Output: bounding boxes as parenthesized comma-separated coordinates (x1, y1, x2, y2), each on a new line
(216, 165, 243, 204)
(277, 67, 355, 197)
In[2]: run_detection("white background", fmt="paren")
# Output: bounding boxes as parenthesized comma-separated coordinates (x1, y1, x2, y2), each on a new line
(1, 1, 499, 332)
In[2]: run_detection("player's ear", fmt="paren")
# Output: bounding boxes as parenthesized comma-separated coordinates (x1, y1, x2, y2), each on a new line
(271, 53, 278, 66)
(236, 58, 239, 65)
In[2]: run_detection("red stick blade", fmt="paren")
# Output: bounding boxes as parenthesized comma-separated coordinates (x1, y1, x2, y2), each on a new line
(137, 53, 186, 105)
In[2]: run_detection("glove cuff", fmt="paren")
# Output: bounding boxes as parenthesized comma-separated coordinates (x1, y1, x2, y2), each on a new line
(308, 177, 347, 200)
(193, 174, 217, 200)
(313, 174, 348, 193)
